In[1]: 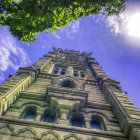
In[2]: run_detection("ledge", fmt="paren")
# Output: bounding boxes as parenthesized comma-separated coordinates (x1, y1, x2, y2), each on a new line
(0, 116, 125, 139)
(46, 86, 88, 96)
(86, 102, 112, 111)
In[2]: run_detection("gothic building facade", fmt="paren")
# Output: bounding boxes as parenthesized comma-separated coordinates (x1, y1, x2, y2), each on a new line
(0, 48, 140, 140)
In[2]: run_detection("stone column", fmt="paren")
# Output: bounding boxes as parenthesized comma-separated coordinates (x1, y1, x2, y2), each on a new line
(58, 68, 62, 75)
(78, 71, 81, 78)
(84, 118, 91, 129)
(66, 66, 73, 76)
(35, 113, 42, 121)
(50, 98, 80, 126)
(58, 109, 70, 126)
(35, 110, 43, 121)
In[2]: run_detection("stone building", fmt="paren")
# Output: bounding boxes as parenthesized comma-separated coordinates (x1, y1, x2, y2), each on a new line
(0, 48, 140, 140)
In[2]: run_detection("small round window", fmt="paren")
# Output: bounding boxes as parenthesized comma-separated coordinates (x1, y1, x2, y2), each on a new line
(61, 80, 76, 88)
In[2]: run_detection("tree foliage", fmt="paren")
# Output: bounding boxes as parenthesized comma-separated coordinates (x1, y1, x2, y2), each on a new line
(0, 0, 128, 44)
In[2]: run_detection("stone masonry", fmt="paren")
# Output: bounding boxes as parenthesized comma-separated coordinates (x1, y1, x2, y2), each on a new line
(0, 48, 140, 140)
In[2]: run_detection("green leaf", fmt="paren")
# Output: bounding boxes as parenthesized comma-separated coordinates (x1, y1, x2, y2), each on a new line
(0, 0, 128, 44)
(50, 28, 55, 33)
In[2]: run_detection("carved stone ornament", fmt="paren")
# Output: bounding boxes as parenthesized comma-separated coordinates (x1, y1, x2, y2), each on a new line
(64, 134, 82, 140)
(0, 123, 14, 135)
(40, 130, 60, 140)
(15, 127, 37, 139)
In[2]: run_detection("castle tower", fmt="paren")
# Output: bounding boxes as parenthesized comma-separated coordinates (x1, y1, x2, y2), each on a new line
(0, 48, 140, 140)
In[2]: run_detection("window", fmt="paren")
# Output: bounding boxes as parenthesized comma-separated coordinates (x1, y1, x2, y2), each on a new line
(61, 80, 76, 88)
(53, 67, 59, 74)
(90, 116, 103, 130)
(61, 68, 66, 75)
(74, 73, 78, 77)
(70, 112, 85, 127)
(80, 71, 85, 78)
(74, 71, 78, 77)
(23, 106, 36, 121)
(42, 109, 56, 123)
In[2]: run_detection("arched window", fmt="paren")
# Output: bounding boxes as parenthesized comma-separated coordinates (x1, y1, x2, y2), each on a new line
(70, 112, 85, 127)
(22, 106, 36, 121)
(61, 80, 76, 88)
(42, 108, 56, 123)
(80, 71, 85, 78)
(74, 71, 78, 77)
(61, 68, 66, 75)
(90, 116, 103, 130)
(53, 67, 59, 74)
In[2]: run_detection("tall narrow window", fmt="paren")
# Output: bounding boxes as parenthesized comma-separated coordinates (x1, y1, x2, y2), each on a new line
(74, 71, 78, 77)
(90, 116, 103, 130)
(80, 71, 85, 78)
(53, 67, 59, 74)
(22, 106, 36, 121)
(42, 109, 56, 123)
(71, 112, 85, 127)
(61, 68, 66, 75)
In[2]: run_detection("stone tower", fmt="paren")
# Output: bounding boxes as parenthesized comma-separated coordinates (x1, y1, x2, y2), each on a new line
(0, 48, 140, 140)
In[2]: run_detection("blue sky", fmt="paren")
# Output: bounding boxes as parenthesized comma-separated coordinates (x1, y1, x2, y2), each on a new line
(0, 0, 140, 109)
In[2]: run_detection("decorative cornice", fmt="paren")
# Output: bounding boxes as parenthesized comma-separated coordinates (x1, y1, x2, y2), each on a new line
(0, 117, 126, 139)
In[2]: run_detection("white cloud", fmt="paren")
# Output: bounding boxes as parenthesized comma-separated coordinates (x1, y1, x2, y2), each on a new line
(105, 13, 128, 35)
(91, 14, 106, 23)
(91, 12, 128, 35)
(53, 33, 61, 39)
(92, 11, 140, 48)
(71, 21, 79, 33)
(60, 20, 80, 40)
(47, 20, 80, 40)
(0, 27, 31, 82)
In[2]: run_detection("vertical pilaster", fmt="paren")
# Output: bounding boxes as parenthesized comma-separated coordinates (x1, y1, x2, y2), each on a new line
(78, 71, 81, 78)
(66, 66, 73, 76)
(88, 59, 107, 80)
(58, 109, 70, 126)
(101, 78, 140, 140)
(58, 68, 62, 75)
(35, 113, 42, 121)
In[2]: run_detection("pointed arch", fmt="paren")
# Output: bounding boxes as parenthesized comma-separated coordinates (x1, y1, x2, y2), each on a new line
(18, 101, 43, 109)
(89, 113, 107, 131)
(84, 110, 111, 122)
(61, 79, 76, 88)
(51, 76, 85, 90)
(20, 105, 37, 120)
